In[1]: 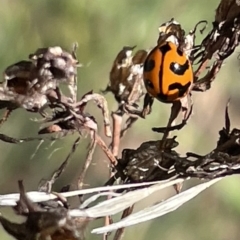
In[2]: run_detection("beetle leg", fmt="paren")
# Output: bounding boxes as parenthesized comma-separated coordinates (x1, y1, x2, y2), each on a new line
(120, 116, 138, 139)
(153, 95, 193, 134)
(142, 93, 154, 118)
(159, 101, 182, 149)
(152, 101, 181, 134)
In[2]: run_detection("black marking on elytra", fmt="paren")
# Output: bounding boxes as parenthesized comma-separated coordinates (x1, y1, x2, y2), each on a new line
(178, 81, 191, 97)
(144, 59, 155, 72)
(177, 48, 183, 56)
(159, 43, 172, 55)
(170, 60, 189, 75)
(169, 81, 191, 97)
(158, 43, 172, 98)
(157, 92, 169, 102)
(144, 79, 154, 89)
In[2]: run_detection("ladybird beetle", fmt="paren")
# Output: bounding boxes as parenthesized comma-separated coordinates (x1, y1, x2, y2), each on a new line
(143, 40, 193, 103)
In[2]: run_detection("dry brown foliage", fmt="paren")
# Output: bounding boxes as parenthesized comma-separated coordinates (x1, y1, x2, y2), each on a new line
(1, 0, 240, 239)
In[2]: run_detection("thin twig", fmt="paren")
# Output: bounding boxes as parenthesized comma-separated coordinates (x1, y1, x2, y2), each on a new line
(113, 205, 135, 240)
(78, 131, 97, 190)
(95, 133, 118, 166)
(111, 112, 123, 157)
(38, 137, 81, 192)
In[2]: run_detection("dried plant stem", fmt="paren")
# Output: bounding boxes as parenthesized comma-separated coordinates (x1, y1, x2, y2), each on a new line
(0, 132, 69, 144)
(113, 205, 135, 240)
(103, 112, 122, 240)
(38, 137, 81, 192)
(103, 218, 111, 240)
(111, 113, 123, 157)
(103, 74, 144, 240)
(77, 131, 97, 190)
(73, 93, 112, 137)
(95, 133, 118, 166)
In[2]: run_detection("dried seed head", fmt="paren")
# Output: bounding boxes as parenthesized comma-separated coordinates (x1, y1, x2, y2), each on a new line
(158, 18, 185, 46)
(29, 46, 78, 81)
(29, 46, 79, 101)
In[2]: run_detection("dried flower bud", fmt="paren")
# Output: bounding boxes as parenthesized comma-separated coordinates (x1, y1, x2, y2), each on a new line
(103, 46, 146, 104)
(29, 46, 78, 82)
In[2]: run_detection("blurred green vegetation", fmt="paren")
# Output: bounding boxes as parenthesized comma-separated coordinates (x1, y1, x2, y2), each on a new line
(0, 0, 240, 239)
